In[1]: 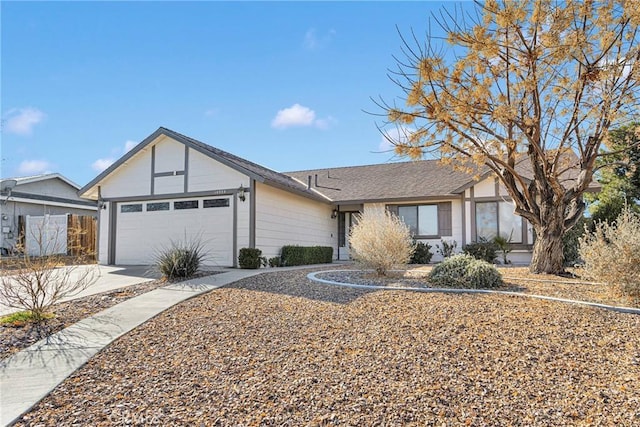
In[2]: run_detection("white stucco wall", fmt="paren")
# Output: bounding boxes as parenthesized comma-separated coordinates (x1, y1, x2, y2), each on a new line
(254, 182, 337, 260)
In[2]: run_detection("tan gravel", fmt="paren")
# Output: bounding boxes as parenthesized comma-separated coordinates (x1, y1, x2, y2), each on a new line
(14, 268, 640, 426)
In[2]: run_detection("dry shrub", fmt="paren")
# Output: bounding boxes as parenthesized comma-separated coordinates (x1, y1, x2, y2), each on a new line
(349, 207, 415, 276)
(579, 207, 640, 300)
(0, 225, 98, 322)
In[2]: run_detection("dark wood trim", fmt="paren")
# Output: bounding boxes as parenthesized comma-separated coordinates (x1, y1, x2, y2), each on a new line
(469, 187, 476, 242)
(108, 201, 117, 265)
(153, 171, 185, 177)
(460, 193, 466, 246)
(184, 145, 189, 193)
(150, 145, 155, 195)
(249, 179, 256, 249)
(101, 188, 245, 203)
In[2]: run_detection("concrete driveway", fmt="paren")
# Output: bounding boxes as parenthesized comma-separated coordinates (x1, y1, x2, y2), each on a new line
(0, 265, 160, 317)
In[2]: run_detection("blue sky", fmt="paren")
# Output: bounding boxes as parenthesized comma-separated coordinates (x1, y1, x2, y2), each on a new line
(1, 1, 455, 187)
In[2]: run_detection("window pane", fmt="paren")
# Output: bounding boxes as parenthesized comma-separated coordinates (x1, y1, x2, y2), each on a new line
(476, 202, 498, 240)
(147, 202, 169, 212)
(418, 205, 438, 236)
(499, 202, 522, 243)
(203, 198, 229, 208)
(398, 206, 418, 235)
(121, 204, 142, 213)
(174, 200, 198, 210)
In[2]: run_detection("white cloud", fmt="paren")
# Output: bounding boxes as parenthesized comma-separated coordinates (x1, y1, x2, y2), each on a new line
(204, 108, 219, 117)
(92, 158, 114, 172)
(3, 108, 46, 136)
(17, 159, 53, 175)
(124, 140, 137, 153)
(303, 28, 336, 50)
(379, 126, 412, 151)
(272, 104, 316, 129)
(91, 140, 137, 172)
(271, 104, 334, 130)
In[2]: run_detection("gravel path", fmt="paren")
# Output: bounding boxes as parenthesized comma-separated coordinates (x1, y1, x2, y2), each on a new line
(0, 272, 222, 360)
(14, 268, 640, 426)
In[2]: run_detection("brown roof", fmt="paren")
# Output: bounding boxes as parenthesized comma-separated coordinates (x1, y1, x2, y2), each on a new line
(285, 160, 476, 203)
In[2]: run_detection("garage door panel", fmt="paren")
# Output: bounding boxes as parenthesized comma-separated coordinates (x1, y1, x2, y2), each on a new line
(115, 198, 234, 266)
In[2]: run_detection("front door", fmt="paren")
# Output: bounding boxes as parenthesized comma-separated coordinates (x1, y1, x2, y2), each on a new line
(338, 211, 359, 260)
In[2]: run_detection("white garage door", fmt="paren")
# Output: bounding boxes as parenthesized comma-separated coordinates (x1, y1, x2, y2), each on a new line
(115, 197, 234, 266)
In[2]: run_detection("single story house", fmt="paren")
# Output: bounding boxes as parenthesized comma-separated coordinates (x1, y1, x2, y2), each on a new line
(79, 127, 553, 266)
(0, 173, 98, 255)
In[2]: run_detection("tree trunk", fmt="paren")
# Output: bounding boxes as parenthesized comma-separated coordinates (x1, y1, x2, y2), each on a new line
(530, 222, 565, 274)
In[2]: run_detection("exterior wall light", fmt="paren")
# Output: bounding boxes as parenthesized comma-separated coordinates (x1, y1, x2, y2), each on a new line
(331, 208, 338, 219)
(238, 185, 246, 202)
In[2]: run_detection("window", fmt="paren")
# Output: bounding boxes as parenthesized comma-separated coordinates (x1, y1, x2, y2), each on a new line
(391, 202, 451, 237)
(174, 200, 198, 210)
(147, 202, 170, 211)
(398, 205, 438, 236)
(203, 198, 230, 208)
(121, 204, 142, 213)
(475, 201, 523, 243)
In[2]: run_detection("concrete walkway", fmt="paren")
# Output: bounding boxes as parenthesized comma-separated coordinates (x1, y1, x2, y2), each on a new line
(0, 268, 263, 427)
(0, 265, 162, 317)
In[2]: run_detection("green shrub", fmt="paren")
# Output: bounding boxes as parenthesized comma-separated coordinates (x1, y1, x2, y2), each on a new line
(238, 248, 266, 269)
(280, 245, 333, 266)
(409, 241, 433, 264)
(429, 254, 475, 287)
(268, 256, 282, 268)
(436, 239, 457, 258)
(463, 238, 497, 263)
(428, 253, 503, 289)
(349, 208, 415, 276)
(493, 234, 512, 265)
(155, 238, 204, 279)
(579, 207, 640, 299)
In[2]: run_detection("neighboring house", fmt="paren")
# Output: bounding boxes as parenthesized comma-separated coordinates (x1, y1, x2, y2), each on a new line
(0, 174, 98, 255)
(79, 127, 594, 266)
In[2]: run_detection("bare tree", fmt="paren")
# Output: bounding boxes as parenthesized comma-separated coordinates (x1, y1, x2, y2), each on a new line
(380, 0, 640, 273)
(1, 218, 98, 322)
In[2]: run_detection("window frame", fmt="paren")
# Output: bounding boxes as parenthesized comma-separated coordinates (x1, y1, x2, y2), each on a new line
(474, 200, 523, 244)
(390, 202, 452, 239)
(174, 200, 199, 210)
(121, 204, 143, 213)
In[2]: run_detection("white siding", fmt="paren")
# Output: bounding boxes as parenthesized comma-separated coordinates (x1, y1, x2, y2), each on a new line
(155, 175, 184, 194)
(154, 136, 185, 173)
(98, 203, 111, 264)
(473, 177, 496, 197)
(255, 182, 337, 259)
(100, 148, 152, 198)
(188, 149, 250, 192)
(16, 178, 81, 200)
(236, 196, 250, 257)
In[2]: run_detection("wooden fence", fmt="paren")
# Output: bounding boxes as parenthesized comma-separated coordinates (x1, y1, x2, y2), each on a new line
(67, 214, 97, 257)
(17, 214, 97, 258)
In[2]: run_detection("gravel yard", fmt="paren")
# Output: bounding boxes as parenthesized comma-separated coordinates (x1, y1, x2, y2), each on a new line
(13, 268, 640, 426)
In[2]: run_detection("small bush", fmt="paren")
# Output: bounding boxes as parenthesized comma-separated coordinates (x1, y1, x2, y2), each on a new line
(463, 238, 497, 263)
(238, 248, 267, 269)
(280, 245, 333, 266)
(268, 256, 282, 268)
(409, 241, 433, 264)
(349, 207, 415, 276)
(493, 234, 512, 264)
(429, 253, 503, 289)
(579, 208, 640, 299)
(155, 238, 205, 279)
(436, 239, 457, 258)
